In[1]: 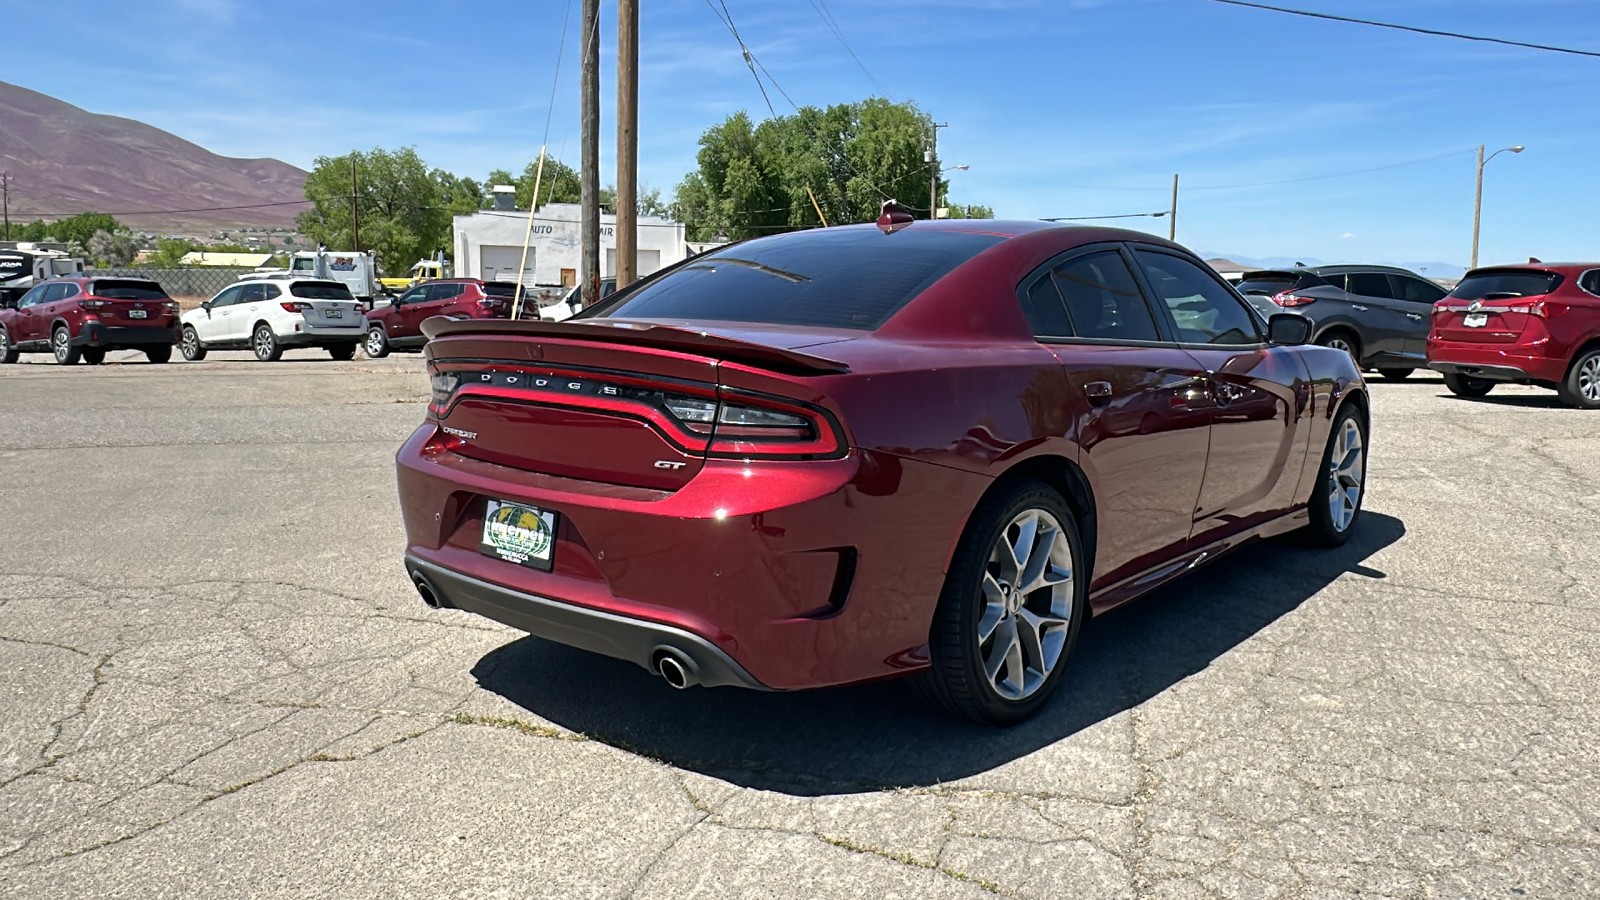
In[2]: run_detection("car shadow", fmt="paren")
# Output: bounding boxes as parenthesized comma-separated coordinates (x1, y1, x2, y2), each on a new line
(1438, 392, 1567, 409)
(471, 512, 1405, 796)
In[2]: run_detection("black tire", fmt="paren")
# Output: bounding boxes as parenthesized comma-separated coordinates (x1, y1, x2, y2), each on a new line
(145, 345, 172, 365)
(1375, 368, 1413, 381)
(1557, 347, 1600, 410)
(911, 479, 1087, 725)
(1443, 373, 1494, 399)
(52, 326, 80, 365)
(0, 326, 16, 364)
(327, 343, 357, 361)
(180, 326, 207, 362)
(1317, 329, 1361, 365)
(252, 323, 282, 362)
(365, 325, 390, 359)
(1303, 403, 1368, 547)
(82, 348, 106, 366)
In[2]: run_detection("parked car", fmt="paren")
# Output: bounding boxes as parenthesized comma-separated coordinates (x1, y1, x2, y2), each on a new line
(1236, 264, 1446, 380)
(179, 278, 366, 362)
(1428, 263, 1600, 409)
(363, 279, 521, 357)
(396, 221, 1369, 725)
(0, 276, 177, 365)
(538, 277, 616, 322)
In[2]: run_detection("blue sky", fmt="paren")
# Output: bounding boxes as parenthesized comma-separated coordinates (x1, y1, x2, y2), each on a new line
(5, 0, 1599, 271)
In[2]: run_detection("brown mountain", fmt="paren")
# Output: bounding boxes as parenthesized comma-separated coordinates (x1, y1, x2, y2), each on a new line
(0, 81, 307, 231)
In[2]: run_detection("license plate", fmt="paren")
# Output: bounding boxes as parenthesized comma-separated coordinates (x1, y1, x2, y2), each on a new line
(128, 309, 147, 319)
(325, 308, 343, 318)
(480, 499, 557, 571)
(1464, 313, 1488, 328)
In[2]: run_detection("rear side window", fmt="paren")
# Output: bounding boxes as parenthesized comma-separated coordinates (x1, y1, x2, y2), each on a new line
(1020, 276, 1073, 337)
(91, 280, 168, 300)
(1392, 276, 1446, 305)
(290, 281, 355, 300)
(1052, 251, 1161, 342)
(1580, 270, 1600, 297)
(1345, 272, 1396, 299)
(483, 282, 521, 298)
(593, 229, 1005, 329)
(1449, 270, 1562, 300)
(1135, 250, 1262, 346)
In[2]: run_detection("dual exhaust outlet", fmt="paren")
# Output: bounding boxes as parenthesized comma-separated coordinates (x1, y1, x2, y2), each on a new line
(409, 569, 701, 689)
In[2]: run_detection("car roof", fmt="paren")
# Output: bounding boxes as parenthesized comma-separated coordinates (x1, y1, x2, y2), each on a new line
(1466, 263, 1599, 276)
(1306, 264, 1422, 276)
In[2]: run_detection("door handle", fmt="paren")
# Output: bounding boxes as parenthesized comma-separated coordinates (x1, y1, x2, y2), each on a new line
(1083, 381, 1113, 407)
(1350, 304, 1369, 311)
(1405, 313, 1423, 320)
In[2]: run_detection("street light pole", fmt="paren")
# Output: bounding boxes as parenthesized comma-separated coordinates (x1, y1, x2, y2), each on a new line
(1169, 174, 1179, 241)
(927, 122, 947, 220)
(1471, 143, 1523, 269)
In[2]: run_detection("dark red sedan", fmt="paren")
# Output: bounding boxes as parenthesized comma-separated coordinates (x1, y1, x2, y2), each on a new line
(396, 221, 1369, 724)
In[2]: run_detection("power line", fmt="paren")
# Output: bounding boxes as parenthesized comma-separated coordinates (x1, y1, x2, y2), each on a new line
(984, 146, 1475, 193)
(13, 198, 326, 219)
(1207, 0, 1600, 59)
(807, 0, 884, 95)
(705, 0, 779, 117)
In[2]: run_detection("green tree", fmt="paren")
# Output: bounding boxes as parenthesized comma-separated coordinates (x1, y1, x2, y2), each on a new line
(671, 99, 984, 241)
(296, 147, 452, 275)
(86, 229, 139, 266)
(943, 204, 995, 220)
(145, 239, 195, 268)
(510, 156, 617, 210)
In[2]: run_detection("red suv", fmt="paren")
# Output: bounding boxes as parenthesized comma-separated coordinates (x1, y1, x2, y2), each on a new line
(0, 276, 178, 365)
(364, 279, 520, 357)
(1428, 263, 1600, 409)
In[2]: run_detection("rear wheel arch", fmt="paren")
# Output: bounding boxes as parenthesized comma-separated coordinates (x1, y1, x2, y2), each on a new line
(50, 316, 74, 337)
(980, 454, 1098, 591)
(253, 319, 275, 337)
(1315, 324, 1362, 356)
(1565, 336, 1600, 376)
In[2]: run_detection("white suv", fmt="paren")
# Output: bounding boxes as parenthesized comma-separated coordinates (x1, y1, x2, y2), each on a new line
(179, 278, 367, 362)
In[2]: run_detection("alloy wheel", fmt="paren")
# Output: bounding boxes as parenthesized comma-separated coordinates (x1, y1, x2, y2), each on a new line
(978, 509, 1075, 701)
(367, 328, 384, 356)
(1327, 417, 1365, 533)
(182, 328, 200, 358)
(53, 330, 69, 362)
(254, 327, 274, 360)
(1325, 336, 1355, 359)
(1579, 354, 1600, 403)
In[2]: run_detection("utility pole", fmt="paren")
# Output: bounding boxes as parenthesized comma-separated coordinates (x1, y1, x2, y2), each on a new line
(2, 172, 9, 242)
(1168, 174, 1179, 241)
(1470, 144, 1484, 270)
(616, 0, 638, 290)
(350, 156, 361, 252)
(927, 122, 947, 220)
(580, 0, 601, 307)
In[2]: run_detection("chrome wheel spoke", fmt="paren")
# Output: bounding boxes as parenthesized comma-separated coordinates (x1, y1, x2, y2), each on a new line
(978, 505, 1077, 703)
(977, 573, 1007, 643)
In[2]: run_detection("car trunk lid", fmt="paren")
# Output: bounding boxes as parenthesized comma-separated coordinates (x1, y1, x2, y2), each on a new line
(423, 319, 853, 491)
(85, 280, 176, 326)
(1435, 268, 1561, 344)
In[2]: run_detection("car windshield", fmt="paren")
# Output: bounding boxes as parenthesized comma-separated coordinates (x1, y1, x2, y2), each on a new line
(1449, 270, 1562, 300)
(90, 280, 168, 300)
(588, 228, 1005, 330)
(483, 282, 521, 298)
(290, 281, 355, 300)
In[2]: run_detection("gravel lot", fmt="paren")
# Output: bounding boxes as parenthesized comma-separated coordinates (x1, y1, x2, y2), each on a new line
(2, 350, 1596, 899)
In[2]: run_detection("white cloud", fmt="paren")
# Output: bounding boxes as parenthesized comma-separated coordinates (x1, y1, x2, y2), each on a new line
(1340, 232, 1358, 239)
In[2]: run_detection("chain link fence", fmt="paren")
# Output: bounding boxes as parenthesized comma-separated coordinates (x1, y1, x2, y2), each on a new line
(85, 267, 255, 307)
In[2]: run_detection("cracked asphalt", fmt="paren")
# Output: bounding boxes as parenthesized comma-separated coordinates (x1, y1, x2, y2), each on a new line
(1, 349, 1596, 899)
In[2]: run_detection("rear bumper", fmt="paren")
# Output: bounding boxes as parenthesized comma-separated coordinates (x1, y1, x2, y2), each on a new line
(278, 324, 367, 347)
(75, 323, 178, 348)
(405, 555, 768, 689)
(1426, 338, 1565, 383)
(395, 424, 989, 690)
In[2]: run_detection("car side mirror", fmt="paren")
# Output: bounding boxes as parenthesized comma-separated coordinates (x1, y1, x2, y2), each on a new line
(1267, 313, 1312, 345)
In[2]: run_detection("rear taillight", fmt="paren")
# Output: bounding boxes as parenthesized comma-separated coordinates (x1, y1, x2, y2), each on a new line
(430, 366, 844, 460)
(281, 301, 313, 313)
(475, 298, 498, 310)
(1505, 301, 1547, 318)
(79, 299, 111, 310)
(1271, 291, 1316, 307)
(162, 300, 178, 313)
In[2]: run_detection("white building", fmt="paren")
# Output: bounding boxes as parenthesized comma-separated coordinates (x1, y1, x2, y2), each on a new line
(452, 203, 687, 288)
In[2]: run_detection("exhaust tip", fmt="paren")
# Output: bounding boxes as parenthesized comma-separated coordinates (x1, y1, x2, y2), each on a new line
(651, 647, 699, 689)
(411, 572, 442, 609)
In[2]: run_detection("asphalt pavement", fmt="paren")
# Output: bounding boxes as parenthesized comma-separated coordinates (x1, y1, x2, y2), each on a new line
(1, 350, 1596, 898)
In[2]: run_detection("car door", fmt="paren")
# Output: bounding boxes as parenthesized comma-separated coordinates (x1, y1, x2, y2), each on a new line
(1341, 271, 1417, 363)
(197, 285, 243, 343)
(1388, 273, 1446, 357)
(1130, 247, 1312, 544)
(229, 283, 269, 341)
(388, 286, 429, 339)
(11, 284, 52, 343)
(1021, 244, 1213, 591)
(405, 283, 456, 334)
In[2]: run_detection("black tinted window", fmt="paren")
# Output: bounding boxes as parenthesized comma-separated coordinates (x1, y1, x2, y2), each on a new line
(483, 282, 521, 298)
(1345, 272, 1396, 299)
(91, 280, 168, 300)
(1135, 250, 1262, 346)
(1449, 270, 1562, 300)
(1020, 276, 1072, 337)
(1580, 271, 1600, 297)
(1393, 276, 1445, 305)
(1053, 251, 1160, 342)
(290, 281, 355, 300)
(594, 229, 1004, 329)
(1318, 272, 1347, 291)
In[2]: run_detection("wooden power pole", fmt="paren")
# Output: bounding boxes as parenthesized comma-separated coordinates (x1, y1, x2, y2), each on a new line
(1168, 173, 1179, 241)
(616, 0, 639, 290)
(580, 0, 601, 308)
(350, 156, 361, 252)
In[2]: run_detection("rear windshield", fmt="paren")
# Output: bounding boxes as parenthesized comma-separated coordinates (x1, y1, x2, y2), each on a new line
(1448, 270, 1562, 300)
(1235, 272, 1319, 295)
(589, 228, 1006, 330)
(482, 282, 521, 298)
(289, 281, 355, 300)
(90, 279, 168, 300)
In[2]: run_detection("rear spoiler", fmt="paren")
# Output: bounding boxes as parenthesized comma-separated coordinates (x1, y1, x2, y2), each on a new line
(421, 316, 850, 375)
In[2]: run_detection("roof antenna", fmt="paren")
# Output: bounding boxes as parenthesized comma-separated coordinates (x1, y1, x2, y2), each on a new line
(877, 200, 915, 235)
